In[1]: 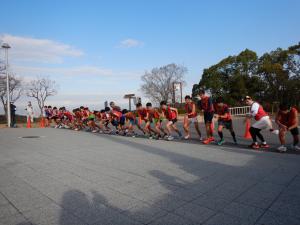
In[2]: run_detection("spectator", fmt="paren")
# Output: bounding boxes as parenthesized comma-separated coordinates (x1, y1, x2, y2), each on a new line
(25, 101, 34, 123)
(10, 102, 16, 127)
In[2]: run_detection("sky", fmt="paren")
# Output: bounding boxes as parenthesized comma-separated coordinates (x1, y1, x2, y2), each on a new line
(0, 0, 300, 114)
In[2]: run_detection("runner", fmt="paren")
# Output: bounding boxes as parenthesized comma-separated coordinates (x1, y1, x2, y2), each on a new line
(145, 102, 167, 139)
(196, 89, 215, 144)
(183, 95, 202, 140)
(214, 97, 237, 145)
(136, 103, 149, 136)
(244, 96, 276, 149)
(160, 101, 182, 141)
(275, 103, 300, 152)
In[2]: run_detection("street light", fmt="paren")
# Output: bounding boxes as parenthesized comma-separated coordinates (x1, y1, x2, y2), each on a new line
(2, 43, 11, 128)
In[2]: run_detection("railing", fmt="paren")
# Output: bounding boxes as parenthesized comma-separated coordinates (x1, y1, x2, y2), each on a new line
(229, 106, 251, 116)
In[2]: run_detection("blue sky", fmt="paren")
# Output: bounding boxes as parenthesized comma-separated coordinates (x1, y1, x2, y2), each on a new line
(0, 0, 299, 112)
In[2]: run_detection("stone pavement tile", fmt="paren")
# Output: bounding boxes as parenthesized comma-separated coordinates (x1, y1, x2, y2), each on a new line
(191, 194, 231, 211)
(255, 211, 300, 225)
(220, 177, 258, 192)
(121, 201, 168, 224)
(205, 186, 244, 201)
(173, 202, 216, 224)
(22, 203, 85, 225)
(269, 192, 300, 219)
(0, 204, 20, 219)
(0, 213, 32, 225)
(70, 201, 123, 225)
(146, 194, 187, 212)
(169, 186, 204, 201)
(102, 191, 141, 212)
(235, 182, 284, 209)
(0, 194, 9, 207)
(0, 184, 54, 213)
(91, 213, 141, 225)
(185, 179, 220, 194)
(263, 171, 297, 186)
(203, 212, 251, 225)
(149, 212, 199, 225)
(222, 202, 264, 224)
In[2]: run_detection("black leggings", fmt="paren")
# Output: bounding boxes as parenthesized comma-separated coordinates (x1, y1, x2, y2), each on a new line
(249, 127, 265, 143)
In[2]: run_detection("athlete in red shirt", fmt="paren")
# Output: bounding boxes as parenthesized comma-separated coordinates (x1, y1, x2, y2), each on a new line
(146, 102, 166, 139)
(183, 95, 202, 140)
(214, 97, 237, 145)
(160, 101, 182, 141)
(197, 89, 215, 144)
(276, 103, 299, 152)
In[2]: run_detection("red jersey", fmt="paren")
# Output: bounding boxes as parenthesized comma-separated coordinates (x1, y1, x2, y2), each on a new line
(162, 106, 177, 120)
(278, 107, 298, 127)
(215, 104, 231, 121)
(112, 110, 122, 119)
(147, 109, 160, 120)
(125, 112, 136, 120)
(185, 102, 197, 118)
(64, 111, 74, 121)
(198, 96, 214, 112)
(137, 108, 148, 120)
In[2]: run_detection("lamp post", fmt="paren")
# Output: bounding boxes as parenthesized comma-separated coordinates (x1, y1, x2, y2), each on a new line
(2, 43, 11, 127)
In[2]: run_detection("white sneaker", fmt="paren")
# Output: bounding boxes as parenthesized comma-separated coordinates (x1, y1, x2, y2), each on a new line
(271, 129, 279, 135)
(291, 145, 300, 151)
(277, 145, 287, 152)
(167, 136, 174, 141)
(199, 137, 203, 141)
(92, 130, 98, 133)
(184, 135, 190, 140)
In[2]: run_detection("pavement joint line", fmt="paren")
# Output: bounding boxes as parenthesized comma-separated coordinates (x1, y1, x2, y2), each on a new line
(0, 190, 31, 224)
(1, 167, 92, 225)
(252, 172, 300, 225)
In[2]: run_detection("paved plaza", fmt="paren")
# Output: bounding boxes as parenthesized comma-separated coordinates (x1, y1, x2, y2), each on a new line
(1, 127, 300, 225)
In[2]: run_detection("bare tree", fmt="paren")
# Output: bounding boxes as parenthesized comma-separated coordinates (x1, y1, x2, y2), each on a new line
(26, 77, 58, 115)
(140, 63, 187, 104)
(0, 74, 23, 116)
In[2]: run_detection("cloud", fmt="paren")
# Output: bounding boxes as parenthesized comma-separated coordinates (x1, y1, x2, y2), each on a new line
(117, 38, 144, 48)
(0, 34, 84, 64)
(13, 65, 114, 77)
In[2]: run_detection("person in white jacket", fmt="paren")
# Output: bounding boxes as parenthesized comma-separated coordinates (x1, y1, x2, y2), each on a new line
(25, 101, 34, 123)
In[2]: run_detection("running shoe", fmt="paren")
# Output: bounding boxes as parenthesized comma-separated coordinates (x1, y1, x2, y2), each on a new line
(270, 129, 279, 135)
(184, 135, 190, 140)
(167, 136, 174, 141)
(249, 143, 260, 149)
(260, 143, 270, 149)
(217, 139, 225, 146)
(203, 137, 214, 144)
(277, 145, 287, 152)
(291, 145, 300, 151)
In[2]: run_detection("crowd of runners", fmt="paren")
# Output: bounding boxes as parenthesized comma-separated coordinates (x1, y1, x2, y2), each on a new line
(41, 90, 300, 153)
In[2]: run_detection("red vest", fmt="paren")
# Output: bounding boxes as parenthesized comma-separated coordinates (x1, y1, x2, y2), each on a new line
(253, 103, 268, 121)
(200, 96, 214, 112)
(216, 104, 231, 121)
(185, 102, 197, 118)
(138, 108, 147, 120)
(163, 106, 176, 120)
